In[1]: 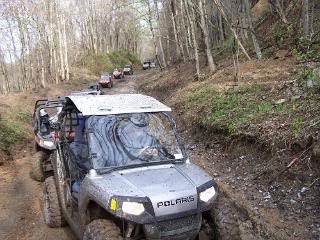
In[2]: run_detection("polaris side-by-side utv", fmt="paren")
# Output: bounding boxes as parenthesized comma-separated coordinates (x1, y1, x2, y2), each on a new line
(43, 94, 218, 240)
(31, 97, 65, 181)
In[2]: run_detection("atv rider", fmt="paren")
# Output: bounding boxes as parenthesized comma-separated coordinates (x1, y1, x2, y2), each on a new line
(39, 109, 51, 136)
(117, 113, 174, 162)
(70, 113, 177, 193)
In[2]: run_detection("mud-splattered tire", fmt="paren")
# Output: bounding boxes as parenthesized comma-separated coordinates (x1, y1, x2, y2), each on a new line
(43, 176, 65, 227)
(83, 219, 122, 240)
(212, 196, 240, 240)
(30, 151, 47, 182)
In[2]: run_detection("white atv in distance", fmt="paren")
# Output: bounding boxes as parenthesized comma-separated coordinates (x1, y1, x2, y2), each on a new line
(43, 94, 218, 240)
(70, 84, 102, 96)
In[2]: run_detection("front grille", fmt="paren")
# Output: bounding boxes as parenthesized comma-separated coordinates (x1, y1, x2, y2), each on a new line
(158, 214, 200, 233)
(144, 214, 201, 239)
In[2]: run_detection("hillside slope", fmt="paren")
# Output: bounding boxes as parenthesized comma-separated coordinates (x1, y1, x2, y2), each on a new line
(138, 58, 320, 240)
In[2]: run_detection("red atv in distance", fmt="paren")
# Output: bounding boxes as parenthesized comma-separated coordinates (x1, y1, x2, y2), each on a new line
(99, 72, 113, 88)
(112, 68, 124, 79)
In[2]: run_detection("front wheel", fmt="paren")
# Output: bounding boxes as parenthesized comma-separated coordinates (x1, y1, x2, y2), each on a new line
(212, 194, 240, 240)
(83, 219, 122, 240)
(30, 151, 47, 182)
(42, 176, 66, 227)
(107, 82, 112, 88)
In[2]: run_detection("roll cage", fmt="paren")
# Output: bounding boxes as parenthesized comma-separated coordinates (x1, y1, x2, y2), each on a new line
(57, 97, 188, 175)
(33, 97, 65, 134)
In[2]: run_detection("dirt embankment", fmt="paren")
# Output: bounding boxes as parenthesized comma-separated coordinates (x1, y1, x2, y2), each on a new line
(138, 59, 320, 240)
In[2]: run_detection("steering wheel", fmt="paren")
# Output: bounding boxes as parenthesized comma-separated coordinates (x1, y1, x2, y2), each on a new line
(138, 145, 174, 160)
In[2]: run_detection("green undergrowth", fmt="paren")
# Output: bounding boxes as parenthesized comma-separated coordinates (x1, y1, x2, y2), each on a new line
(81, 50, 139, 74)
(176, 83, 309, 142)
(0, 110, 31, 154)
(0, 119, 22, 153)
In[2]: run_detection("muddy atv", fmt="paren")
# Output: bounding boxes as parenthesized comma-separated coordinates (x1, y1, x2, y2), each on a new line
(31, 98, 64, 181)
(113, 68, 124, 79)
(43, 94, 218, 240)
(99, 72, 113, 88)
(142, 61, 150, 70)
(123, 64, 133, 75)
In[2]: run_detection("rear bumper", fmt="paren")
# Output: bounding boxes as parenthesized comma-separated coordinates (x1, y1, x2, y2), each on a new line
(143, 214, 201, 240)
(99, 82, 111, 87)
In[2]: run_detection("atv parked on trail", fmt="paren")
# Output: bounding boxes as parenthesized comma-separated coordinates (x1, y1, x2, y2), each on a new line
(99, 72, 113, 88)
(31, 98, 64, 181)
(142, 61, 150, 70)
(112, 68, 124, 79)
(42, 94, 218, 240)
(123, 64, 133, 75)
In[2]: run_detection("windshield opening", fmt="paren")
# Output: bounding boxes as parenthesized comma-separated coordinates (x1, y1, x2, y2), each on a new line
(87, 112, 184, 169)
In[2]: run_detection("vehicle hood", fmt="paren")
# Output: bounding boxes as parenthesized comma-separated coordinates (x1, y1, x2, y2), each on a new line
(86, 164, 202, 217)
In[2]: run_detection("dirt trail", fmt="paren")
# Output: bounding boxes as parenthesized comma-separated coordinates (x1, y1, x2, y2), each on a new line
(0, 147, 76, 240)
(1, 69, 318, 240)
(0, 75, 138, 240)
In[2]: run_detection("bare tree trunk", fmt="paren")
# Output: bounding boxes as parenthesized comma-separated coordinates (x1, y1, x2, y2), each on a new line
(185, 0, 200, 79)
(199, 0, 217, 72)
(302, 0, 310, 39)
(62, 18, 70, 81)
(15, 12, 29, 89)
(6, 17, 21, 90)
(170, 0, 183, 60)
(53, 47, 59, 84)
(36, 29, 46, 88)
(146, 0, 162, 69)
(218, 12, 225, 45)
(180, 0, 191, 59)
(241, 2, 249, 40)
(57, 11, 65, 81)
(154, 0, 167, 68)
(213, 0, 252, 60)
(270, 0, 289, 24)
(48, 0, 54, 78)
(244, 0, 262, 59)
(0, 48, 10, 93)
(310, 0, 314, 38)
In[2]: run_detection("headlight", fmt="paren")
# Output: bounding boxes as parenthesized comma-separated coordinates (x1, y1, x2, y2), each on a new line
(122, 202, 145, 215)
(43, 140, 54, 147)
(199, 186, 216, 202)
